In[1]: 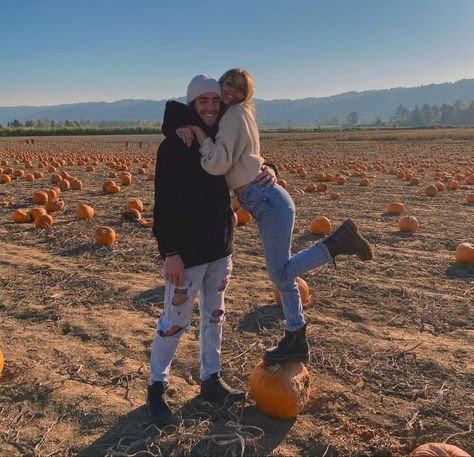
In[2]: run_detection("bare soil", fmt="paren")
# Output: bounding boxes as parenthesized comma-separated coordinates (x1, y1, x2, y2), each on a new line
(0, 131, 473, 456)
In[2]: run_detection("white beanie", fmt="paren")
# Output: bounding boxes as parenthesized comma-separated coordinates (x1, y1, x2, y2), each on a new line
(186, 74, 221, 104)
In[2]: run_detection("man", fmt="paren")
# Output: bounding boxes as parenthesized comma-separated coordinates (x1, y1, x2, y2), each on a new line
(148, 75, 244, 424)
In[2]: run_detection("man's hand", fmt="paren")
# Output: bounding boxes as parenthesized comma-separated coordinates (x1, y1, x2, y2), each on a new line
(176, 127, 194, 147)
(256, 165, 276, 187)
(164, 254, 185, 286)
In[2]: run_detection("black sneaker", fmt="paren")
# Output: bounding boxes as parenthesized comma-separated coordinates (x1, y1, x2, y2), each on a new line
(200, 372, 245, 404)
(147, 381, 177, 424)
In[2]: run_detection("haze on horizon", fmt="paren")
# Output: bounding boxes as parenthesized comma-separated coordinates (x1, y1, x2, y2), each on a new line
(1, 0, 474, 107)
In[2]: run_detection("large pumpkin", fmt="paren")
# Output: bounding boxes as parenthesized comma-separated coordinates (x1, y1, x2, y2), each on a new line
(249, 361, 311, 419)
(76, 204, 95, 220)
(455, 242, 474, 264)
(33, 191, 49, 204)
(34, 214, 53, 229)
(399, 216, 419, 233)
(386, 202, 405, 214)
(126, 198, 144, 212)
(309, 216, 331, 235)
(409, 443, 470, 457)
(12, 209, 30, 223)
(45, 199, 65, 213)
(273, 277, 310, 305)
(94, 226, 116, 245)
(0, 350, 4, 375)
(122, 208, 142, 222)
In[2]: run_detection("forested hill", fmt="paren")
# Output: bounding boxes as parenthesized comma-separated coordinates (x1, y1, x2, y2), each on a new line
(1, 78, 474, 126)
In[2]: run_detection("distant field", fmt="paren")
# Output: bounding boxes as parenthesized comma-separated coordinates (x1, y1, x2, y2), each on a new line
(0, 131, 473, 457)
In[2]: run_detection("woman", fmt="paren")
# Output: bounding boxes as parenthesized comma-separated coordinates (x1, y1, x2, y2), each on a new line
(180, 68, 374, 366)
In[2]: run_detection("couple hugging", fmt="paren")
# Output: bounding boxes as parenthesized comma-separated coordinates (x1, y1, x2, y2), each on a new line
(149, 69, 375, 423)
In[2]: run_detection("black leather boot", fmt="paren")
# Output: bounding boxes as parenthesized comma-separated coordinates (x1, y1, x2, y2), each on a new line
(147, 381, 177, 425)
(322, 218, 374, 264)
(264, 324, 309, 366)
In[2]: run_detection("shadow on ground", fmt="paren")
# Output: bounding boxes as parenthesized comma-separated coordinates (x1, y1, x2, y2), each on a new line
(445, 262, 474, 280)
(238, 304, 285, 334)
(77, 397, 295, 457)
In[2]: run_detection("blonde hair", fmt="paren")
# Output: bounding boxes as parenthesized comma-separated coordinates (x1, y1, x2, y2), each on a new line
(219, 68, 255, 112)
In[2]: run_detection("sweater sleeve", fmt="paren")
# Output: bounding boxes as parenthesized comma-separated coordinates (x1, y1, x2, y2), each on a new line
(199, 106, 250, 175)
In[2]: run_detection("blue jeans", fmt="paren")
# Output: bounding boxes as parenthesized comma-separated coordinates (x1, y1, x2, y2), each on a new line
(149, 256, 232, 387)
(238, 181, 332, 331)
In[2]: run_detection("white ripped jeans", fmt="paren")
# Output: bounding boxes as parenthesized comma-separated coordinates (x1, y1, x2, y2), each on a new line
(149, 255, 232, 387)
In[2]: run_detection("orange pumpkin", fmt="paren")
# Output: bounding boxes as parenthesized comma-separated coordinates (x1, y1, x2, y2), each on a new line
(103, 181, 121, 193)
(336, 176, 347, 185)
(360, 178, 370, 186)
(236, 208, 252, 225)
(34, 214, 53, 229)
(316, 183, 327, 192)
(386, 202, 406, 214)
(71, 179, 83, 190)
(277, 178, 287, 188)
(399, 215, 419, 233)
(466, 193, 474, 203)
(139, 218, 153, 228)
(309, 216, 331, 235)
(425, 185, 438, 197)
(33, 191, 49, 204)
(329, 191, 341, 200)
(305, 183, 317, 192)
(447, 179, 460, 190)
(94, 226, 116, 245)
(0, 349, 4, 375)
(126, 198, 144, 212)
(30, 207, 47, 221)
(273, 277, 310, 305)
(122, 208, 142, 221)
(434, 181, 445, 191)
(76, 204, 95, 220)
(0, 174, 12, 183)
(455, 242, 474, 264)
(12, 209, 30, 223)
(409, 443, 470, 457)
(120, 174, 132, 186)
(249, 361, 311, 419)
(45, 199, 65, 213)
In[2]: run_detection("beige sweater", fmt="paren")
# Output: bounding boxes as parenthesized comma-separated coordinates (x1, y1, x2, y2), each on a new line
(199, 103, 264, 190)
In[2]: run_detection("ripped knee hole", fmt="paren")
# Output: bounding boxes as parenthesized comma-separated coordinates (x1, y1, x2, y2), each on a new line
(172, 287, 188, 305)
(209, 309, 225, 323)
(159, 325, 183, 337)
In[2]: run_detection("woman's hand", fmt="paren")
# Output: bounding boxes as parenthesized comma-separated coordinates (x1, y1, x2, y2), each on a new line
(256, 165, 276, 187)
(176, 127, 194, 147)
(187, 125, 207, 146)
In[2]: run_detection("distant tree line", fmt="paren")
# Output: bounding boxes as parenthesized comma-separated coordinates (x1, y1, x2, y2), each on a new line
(0, 119, 162, 136)
(389, 99, 474, 127)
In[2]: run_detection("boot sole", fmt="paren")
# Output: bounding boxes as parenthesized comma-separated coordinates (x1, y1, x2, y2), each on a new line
(263, 353, 310, 366)
(342, 218, 375, 261)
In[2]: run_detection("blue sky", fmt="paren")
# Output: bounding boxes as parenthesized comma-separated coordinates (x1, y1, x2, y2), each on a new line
(1, 0, 474, 106)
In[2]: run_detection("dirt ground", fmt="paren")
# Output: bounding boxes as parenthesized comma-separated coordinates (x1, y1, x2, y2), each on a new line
(0, 131, 473, 457)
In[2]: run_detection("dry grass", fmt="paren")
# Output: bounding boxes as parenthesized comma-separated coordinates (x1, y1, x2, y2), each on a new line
(0, 131, 473, 456)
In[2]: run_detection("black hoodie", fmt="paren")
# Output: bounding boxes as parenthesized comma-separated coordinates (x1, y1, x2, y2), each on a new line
(152, 101, 233, 268)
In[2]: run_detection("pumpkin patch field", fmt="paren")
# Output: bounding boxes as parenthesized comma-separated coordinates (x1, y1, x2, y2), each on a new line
(0, 130, 473, 457)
